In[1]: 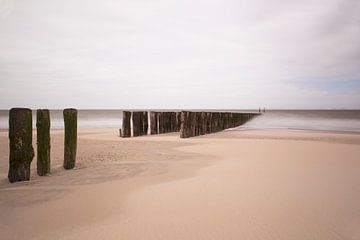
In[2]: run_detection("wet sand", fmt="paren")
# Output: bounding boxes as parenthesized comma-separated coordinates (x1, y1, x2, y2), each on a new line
(1, 128, 360, 240)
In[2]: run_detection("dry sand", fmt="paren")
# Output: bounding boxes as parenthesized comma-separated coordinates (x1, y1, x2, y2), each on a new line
(1, 128, 360, 240)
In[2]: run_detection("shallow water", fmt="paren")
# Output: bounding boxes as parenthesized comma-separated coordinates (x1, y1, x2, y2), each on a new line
(242, 110, 360, 132)
(1, 109, 360, 132)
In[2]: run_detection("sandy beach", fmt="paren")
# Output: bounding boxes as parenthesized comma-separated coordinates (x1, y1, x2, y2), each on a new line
(1, 128, 360, 240)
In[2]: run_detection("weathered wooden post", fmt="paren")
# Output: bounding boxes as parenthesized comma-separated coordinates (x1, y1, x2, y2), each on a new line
(157, 112, 163, 134)
(8, 108, 34, 182)
(150, 111, 158, 134)
(63, 108, 77, 169)
(210, 112, 216, 133)
(180, 111, 190, 138)
(190, 111, 196, 137)
(170, 112, 175, 132)
(206, 112, 211, 134)
(166, 112, 171, 133)
(36, 109, 51, 176)
(220, 112, 224, 130)
(195, 112, 200, 136)
(143, 111, 148, 135)
(139, 111, 143, 135)
(164, 112, 170, 133)
(200, 112, 206, 135)
(121, 111, 131, 138)
(176, 112, 181, 131)
(132, 111, 141, 137)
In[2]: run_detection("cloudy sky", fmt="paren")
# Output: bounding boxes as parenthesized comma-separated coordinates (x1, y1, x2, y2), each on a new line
(0, 0, 359, 109)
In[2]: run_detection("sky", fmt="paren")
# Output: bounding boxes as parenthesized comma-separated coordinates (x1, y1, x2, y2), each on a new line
(0, 0, 359, 109)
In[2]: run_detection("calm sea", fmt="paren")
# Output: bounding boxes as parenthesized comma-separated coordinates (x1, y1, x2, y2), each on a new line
(242, 110, 360, 132)
(0, 109, 359, 132)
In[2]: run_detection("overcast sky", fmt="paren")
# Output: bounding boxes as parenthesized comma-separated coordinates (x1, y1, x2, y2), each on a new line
(0, 0, 359, 109)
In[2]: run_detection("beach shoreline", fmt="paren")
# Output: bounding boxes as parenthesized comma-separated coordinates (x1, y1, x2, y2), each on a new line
(1, 128, 360, 239)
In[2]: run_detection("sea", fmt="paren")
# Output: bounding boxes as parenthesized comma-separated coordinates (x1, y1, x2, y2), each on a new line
(0, 109, 360, 132)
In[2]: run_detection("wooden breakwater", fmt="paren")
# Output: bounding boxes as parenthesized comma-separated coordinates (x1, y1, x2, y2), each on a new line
(6, 108, 257, 183)
(121, 110, 259, 138)
(121, 111, 179, 137)
(180, 111, 257, 138)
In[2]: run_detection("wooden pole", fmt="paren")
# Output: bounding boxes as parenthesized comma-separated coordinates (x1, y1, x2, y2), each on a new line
(143, 111, 149, 135)
(176, 112, 181, 131)
(63, 108, 77, 169)
(132, 111, 141, 137)
(8, 108, 34, 182)
(36, 109, 51, 176)
(121, 111, 131, 138)
(150, 111, 158, 135)
(180, 111, 190, 138)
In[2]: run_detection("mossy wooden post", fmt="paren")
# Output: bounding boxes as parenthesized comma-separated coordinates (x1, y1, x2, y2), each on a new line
(121, 111, 131, 138)
(150, 111, 158, 134)
(8, 108, 34, 182)
(63, 108, 77, 170)
(36, 109, 51, 176)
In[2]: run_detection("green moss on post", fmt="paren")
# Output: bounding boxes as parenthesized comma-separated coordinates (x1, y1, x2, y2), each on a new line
(8, 108, 34, 182)
(63, 108, 77, 169)
(36, 109, 51, 176)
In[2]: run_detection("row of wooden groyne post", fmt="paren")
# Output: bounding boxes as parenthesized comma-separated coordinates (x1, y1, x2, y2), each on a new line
(121, 111, 181, 137)
(7, 109, 258, 183)
(121, 111, 258, 138)
(8, 108, 77, 183)
(180, 111, 255, 138)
